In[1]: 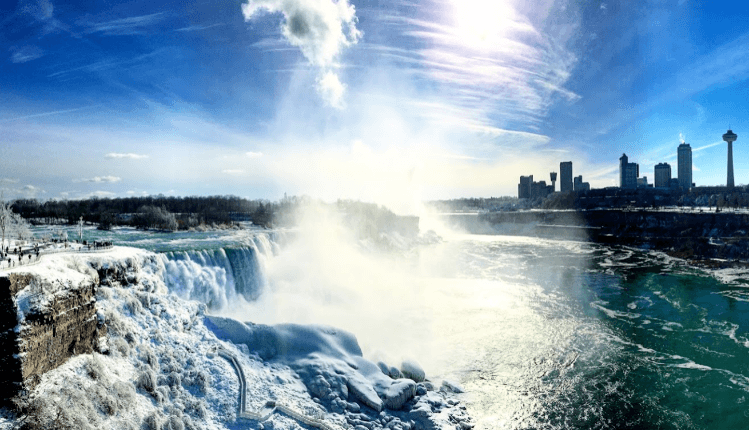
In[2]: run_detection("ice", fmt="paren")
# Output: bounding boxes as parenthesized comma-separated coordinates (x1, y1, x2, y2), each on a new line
(3, 246, 471, 429)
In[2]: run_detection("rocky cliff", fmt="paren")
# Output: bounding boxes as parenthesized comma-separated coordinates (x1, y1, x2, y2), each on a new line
(0, 271, 100, 406)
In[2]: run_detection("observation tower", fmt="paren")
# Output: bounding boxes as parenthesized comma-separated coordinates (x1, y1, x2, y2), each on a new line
(723, 129, 738, 188)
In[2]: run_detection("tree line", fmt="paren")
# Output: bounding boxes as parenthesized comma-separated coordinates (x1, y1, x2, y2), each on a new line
(10, 195, 277, 231)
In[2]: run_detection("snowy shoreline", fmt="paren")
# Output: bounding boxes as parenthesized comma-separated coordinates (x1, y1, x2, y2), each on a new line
(1, 246, 472, 430)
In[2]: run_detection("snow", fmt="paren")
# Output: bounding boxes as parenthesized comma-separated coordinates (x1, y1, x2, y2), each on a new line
(3, 246, 471, 429)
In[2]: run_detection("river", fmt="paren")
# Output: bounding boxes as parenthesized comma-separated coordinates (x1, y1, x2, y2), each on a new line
(36, 223, 749, 429)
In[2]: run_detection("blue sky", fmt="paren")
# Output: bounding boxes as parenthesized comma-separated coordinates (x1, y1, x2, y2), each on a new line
(2, 0, 749, 211)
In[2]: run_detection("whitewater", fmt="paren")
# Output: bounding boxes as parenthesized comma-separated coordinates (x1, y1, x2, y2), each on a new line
(11, 215, 749, 429)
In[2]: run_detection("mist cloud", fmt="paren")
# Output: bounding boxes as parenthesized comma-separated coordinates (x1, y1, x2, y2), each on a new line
(242, 0, 361, 108)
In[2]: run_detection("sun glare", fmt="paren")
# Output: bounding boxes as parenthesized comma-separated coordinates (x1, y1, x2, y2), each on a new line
(448, 0, 523, 49)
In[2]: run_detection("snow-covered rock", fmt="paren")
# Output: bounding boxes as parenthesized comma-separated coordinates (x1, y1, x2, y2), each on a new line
(0, 246, 472, 430)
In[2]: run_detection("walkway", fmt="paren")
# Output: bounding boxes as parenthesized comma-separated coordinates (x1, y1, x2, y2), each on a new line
(0, 242, 114, 271)
(217, 348, 343, 430)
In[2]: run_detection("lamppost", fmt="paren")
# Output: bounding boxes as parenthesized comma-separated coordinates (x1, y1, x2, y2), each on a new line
(79, 216, 83, 242)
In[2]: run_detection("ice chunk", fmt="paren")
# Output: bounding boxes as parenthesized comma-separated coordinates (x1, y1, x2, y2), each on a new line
(400, 359, 425, 382)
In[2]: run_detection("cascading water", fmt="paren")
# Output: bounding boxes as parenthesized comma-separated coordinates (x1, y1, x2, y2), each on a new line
(159, 232, 276, 311)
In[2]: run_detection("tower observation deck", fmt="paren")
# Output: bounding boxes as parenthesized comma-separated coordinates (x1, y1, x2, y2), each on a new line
(723, 129, 738, 188)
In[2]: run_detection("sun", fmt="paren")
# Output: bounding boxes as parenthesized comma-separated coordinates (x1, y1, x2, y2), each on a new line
(447, 0, 526, 49)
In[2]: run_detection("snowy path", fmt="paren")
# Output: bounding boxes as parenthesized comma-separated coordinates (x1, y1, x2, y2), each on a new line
(217, 348, 343, 430)
(0, 244, 113, 271)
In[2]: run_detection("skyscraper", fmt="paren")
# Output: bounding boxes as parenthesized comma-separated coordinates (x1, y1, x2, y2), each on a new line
(550, 172, 557, 192)
(619, 154, 639, 189)
(518, 175, 532, 199)
(677, 143, 692, 189)
(560, 162, 573, 192)
(723, 129, 737, 188)
(654, 162, 671, 188)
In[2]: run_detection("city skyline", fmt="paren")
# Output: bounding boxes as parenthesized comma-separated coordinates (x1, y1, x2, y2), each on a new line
(2, 1, 749, 210)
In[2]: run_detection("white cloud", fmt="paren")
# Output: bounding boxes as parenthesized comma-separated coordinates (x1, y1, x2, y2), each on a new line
(10, 45, 44, 64)
(81, 191, 116, 199)
(242, 0, 361, 108)
(0, 178, 19, 184)
(105, 152, 149, 159)
(20, 185, 45, 198)
(73, 175, 121, 183)
(246, 151, 264, 158)
(317, 70, 346, 109)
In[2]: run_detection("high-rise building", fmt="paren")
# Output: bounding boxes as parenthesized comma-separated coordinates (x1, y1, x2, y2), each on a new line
(550, 172, 557, 192)
(573, 175, 590, 191)
(619, 153, 639, 189)
(677, 143, 692, 190)
(518, 175, 533, 199)
(723, 130, 738, 188)
(560, 162, 573, 192)
(654, 162, 671, 188)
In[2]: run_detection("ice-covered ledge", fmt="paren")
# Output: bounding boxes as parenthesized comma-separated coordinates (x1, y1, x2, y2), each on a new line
(1, 245, 473, 430)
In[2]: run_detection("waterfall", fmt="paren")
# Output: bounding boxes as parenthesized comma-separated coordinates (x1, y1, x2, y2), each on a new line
(159, 233, 277, 311)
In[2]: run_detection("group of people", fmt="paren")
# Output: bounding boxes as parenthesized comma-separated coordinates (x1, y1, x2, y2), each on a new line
(86, 240, 113, 250)
(2, 246, 39, 268)
(1, 238, 115, 269)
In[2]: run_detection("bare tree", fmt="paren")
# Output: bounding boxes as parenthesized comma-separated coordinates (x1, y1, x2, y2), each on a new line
(0, 198, 12, 248)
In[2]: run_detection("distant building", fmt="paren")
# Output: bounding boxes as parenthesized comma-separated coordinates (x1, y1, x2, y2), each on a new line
(619, 153, 639, 189)
(550, 172, 557, 192)
(669, 178, 681, 189)
(518, 175, 552, 199)
(531, 181, 550, 199)
(654, 162, 671, 188)
(560, 162, 573, 192)
(573, 175, 590, 191)
(518, 175, 533, 199)
(677, 143, 692, 190)
(637, 176, 651, 188)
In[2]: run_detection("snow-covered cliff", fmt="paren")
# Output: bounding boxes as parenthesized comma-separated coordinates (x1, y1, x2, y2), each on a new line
(1, 247, 471, 430)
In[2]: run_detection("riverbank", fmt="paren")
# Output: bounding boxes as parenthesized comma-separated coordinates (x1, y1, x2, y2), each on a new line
(437, 209, 749, 264)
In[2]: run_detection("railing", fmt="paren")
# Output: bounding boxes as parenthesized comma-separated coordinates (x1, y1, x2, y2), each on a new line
(217, 348, 342, 430)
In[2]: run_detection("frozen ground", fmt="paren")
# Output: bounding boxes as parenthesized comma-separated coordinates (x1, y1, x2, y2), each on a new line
(5, 247, 471, 429)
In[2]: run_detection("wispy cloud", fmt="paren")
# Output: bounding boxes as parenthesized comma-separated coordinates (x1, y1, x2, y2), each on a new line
(693, 141, 722, 152)
(73, 175, 121, 183)
(246, 151, 263, 158)
(222, 169, 245, 174)
(175, 23, 224, 32)
(82, 12, 166, 36)
(9, 45, 44, 63)
(47, 50, 162, 78)
(0, 105, 99, 123)
(372, 0, 580, 130)
(105, 153, 148, 159)
(18, 0, 74, 37)
(0, 178, 19, 184)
